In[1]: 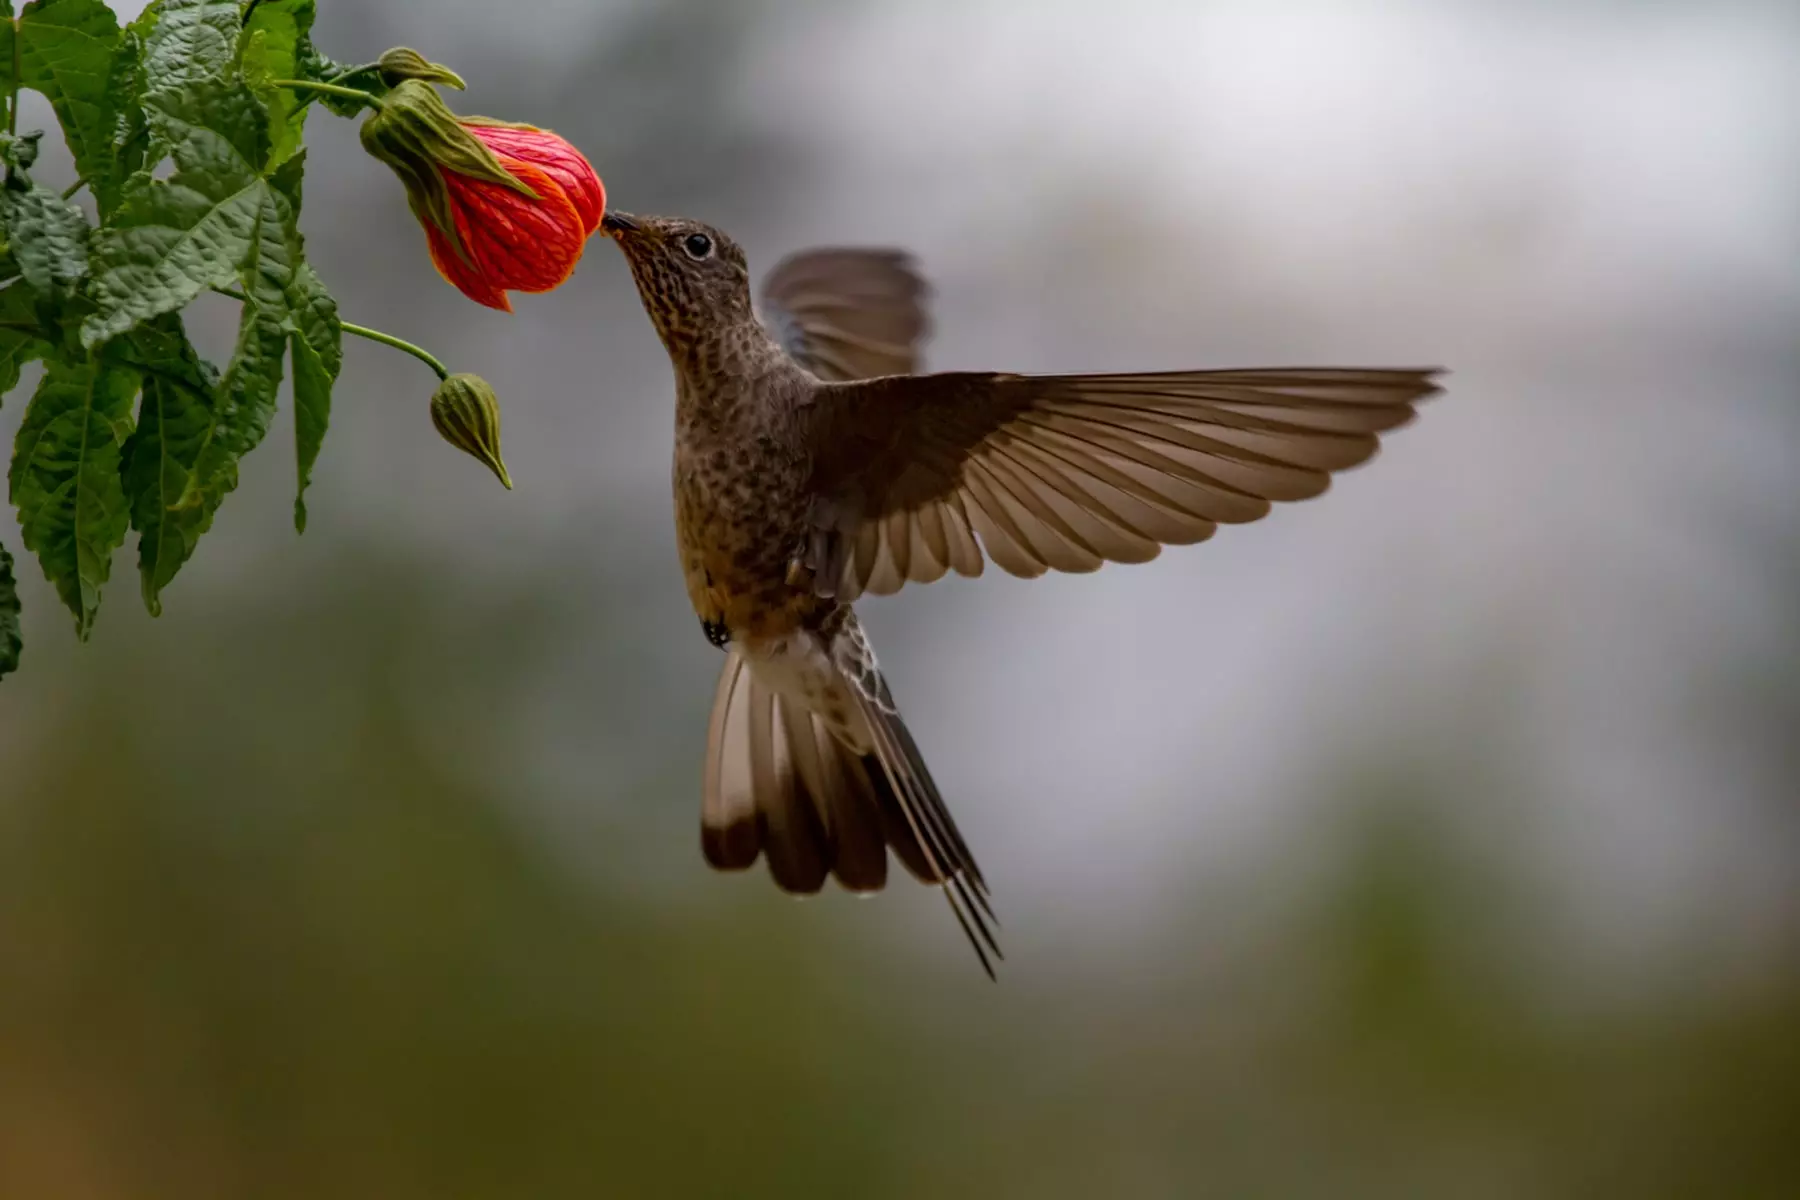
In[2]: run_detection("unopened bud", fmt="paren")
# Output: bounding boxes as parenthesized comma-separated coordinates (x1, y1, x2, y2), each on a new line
(430, 373, 513, 489)
(378, 47, 467, 91)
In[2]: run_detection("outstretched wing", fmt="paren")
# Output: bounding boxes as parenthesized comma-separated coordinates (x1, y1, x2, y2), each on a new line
(800, 367, 1443, 600)
(758, 248, 931, 381)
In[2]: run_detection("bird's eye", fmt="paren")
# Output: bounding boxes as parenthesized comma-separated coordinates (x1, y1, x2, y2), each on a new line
(682, 232, 714, 261)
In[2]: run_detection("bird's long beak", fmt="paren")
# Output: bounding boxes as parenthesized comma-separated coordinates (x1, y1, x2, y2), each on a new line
(599, 210, 641, 238)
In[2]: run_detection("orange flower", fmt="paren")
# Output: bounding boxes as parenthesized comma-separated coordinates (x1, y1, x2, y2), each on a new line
(462, 122, 606, 235)
(361, 81, 606, 311)
(424, 125, 605, 310)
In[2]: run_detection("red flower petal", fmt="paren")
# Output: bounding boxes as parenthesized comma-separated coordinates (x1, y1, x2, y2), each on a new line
(448, 158, 585, 291)
(466, 123, 606, 235)
(429, 157, 588, 306)
(426, 220, 511, 311)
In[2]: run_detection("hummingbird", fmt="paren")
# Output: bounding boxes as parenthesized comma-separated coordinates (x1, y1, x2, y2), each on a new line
(600, 210, 1440, 976)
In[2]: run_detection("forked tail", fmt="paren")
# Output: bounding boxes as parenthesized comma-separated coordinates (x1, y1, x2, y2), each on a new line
(702, 643, 1000, 977)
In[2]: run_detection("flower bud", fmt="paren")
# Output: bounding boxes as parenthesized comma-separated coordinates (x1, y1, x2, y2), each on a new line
(430, 373, 513, 489)
(361, 80, 603, 311)
(377, 46, 467, 91)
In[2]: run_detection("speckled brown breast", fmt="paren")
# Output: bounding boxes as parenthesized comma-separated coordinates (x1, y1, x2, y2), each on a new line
(672, 400, 829, 643)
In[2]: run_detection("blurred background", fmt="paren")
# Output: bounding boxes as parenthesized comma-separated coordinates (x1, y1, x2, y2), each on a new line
(3, 0, 1798, 1195)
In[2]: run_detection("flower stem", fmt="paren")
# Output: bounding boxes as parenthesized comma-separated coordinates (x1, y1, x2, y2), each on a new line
(340, 320, 449, 379)
(271, 79, 383, 109)
(212, 286, 449, 380)
(61, 177, 86, 200)
(288, 63, 382, 117)
(326, 63, 381, 88)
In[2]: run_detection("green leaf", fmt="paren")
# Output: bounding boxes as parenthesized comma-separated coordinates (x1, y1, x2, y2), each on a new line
(81, 170, 264, 348)
(0, 127, 40, 172)
(288, 261, 338, 531)
(7, 356, 139, 636)
(2, 182, 90, 297)
(175, 147, 339, 525)
(17, 0, 125, 215)
(296, 39, 350, 82)
(0, 538, 21, 679)
(103, 38, 150, 217)
(179, 292, 283, 512)
(296, 34, 379, 118)
(240, 0, 315, 169)
(117, 313, 219, 614)
(269, 141, 304, 210)
(79, 63, 270, 349)
(141, 0, 239, 99)
(124, 0, 157, 41)
(174, 160, 301, 508)
(0, 280, 53, 396)
(81, 1, 278, 348)
(75, 0, 341, 585)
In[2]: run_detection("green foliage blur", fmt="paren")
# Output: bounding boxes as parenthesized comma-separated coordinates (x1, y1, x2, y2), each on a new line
(1, 538, 1795, 1197)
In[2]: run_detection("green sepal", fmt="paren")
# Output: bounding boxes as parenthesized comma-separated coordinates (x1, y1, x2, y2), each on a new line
(358, 80, 538, 266)
(377, 47, 465, 91)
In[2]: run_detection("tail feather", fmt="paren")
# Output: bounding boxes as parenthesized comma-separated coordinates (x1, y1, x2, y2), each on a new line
(700, 646, 999, 976)
(784, 694, 889, 891)
(880, 706, 992, 903)
(746, 678, 832, 893)
(701, 654, 760, 871)
(850, 686, 1001, 978)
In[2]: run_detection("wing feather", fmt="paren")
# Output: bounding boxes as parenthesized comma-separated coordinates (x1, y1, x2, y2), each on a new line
(806, 367, 1441, 597)
(759, 249, 931, 382)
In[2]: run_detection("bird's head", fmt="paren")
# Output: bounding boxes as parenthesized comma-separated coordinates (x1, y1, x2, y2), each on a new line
(600, 211, 754, 353)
